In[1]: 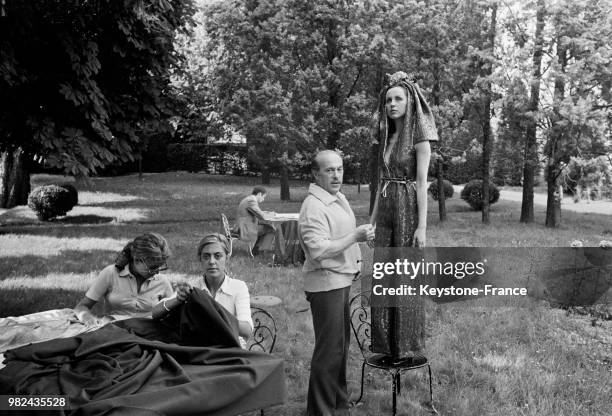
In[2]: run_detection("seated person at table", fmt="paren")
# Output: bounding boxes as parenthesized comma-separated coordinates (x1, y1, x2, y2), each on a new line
(157, 233, 253, 346)
(74, 232, 179, 324)
(233, 186, 275, 255)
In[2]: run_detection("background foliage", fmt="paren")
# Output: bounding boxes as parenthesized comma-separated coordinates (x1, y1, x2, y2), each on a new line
(0, 0, 195, 178)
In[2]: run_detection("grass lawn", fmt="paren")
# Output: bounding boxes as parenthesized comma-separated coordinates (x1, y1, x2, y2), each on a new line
(1, 172, 610, 416)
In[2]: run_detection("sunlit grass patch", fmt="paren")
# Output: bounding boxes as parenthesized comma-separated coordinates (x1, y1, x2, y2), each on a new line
(0, 272, 97, 291)
(79, 191, 143, 205)
(473, 351, 526, 371)
(0, 234, 128, 257)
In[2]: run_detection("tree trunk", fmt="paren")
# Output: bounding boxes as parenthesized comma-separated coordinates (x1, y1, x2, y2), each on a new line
(436, 159, 446, 222)
(545, 165, 561, 227)
(481, 117, 491, 224)
(138, 152, 143, 181)
(520, 0, 545, 223)
(369, 142, 379, 215)
(0, 147, 30, 208)
(431, 41, 446, 222)
(545, 33, 568, 228)
(369, 64, 386, 215)
(481, 3, 497, 225)
(325, 14, 341, 150)
(280, 165, 290, 201)
(261, 168, 270, 184)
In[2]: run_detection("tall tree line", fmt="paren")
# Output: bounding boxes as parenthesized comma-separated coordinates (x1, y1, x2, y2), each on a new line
(194, 0, 610, 224)
(1, 0, 609, 228)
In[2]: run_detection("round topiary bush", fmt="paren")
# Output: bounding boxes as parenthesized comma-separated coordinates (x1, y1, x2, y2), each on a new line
(460, 179, 500, 210)
(27, 185, 77, 221)
(428, 179, 454, 201)
(58, 183, 78, 208)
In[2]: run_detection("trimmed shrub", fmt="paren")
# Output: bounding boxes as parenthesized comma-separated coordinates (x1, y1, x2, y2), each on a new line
(460, 179, 500, 210)
(428, 179, 454, 201)
(27, 185, 77, 221)
(58, 183, 78, 207)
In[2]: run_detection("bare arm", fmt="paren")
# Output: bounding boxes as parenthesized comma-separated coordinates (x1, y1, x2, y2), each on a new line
(234, 282, 253, 340)
(152, 296, 182, 320)
(152, 283, 192, 320)
(74, 296, 99, 323)
(237, 320, 252, 339)
(413, 140, 432, 246)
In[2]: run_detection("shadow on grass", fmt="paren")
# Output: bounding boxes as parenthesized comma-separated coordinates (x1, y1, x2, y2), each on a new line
(55, 215, 115, 224)
(0, 287, 84, 317)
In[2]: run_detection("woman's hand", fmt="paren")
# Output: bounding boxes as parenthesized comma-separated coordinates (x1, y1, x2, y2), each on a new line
(74, 296, 100, 325)
(76, 310, 100, 326)
(175, 282, 193, 302)
(412, 227, 426, 247)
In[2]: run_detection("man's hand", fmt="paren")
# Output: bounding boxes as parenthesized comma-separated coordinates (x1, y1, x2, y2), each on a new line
(354, 224, 376, 243)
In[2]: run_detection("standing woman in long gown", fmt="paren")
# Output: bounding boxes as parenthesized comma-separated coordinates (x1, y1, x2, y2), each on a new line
(370, 71, 438, 358)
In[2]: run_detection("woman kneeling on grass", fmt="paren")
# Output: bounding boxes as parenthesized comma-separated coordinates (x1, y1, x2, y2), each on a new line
(74, 232, 185, 324)
(157, 233, 253, 346)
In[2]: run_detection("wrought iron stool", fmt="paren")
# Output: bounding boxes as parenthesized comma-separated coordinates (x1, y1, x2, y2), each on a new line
(248, 295, 281, 353)
(349, 291, 437, 415)
(248, 295, 282, 416)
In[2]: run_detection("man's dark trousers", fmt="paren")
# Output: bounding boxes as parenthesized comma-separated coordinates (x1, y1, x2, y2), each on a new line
(306, 286, 351, 416)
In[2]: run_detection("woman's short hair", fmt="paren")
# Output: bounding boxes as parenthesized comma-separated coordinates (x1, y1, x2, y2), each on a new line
(115, 233, 171, 270)
(197, 233, 231, 259)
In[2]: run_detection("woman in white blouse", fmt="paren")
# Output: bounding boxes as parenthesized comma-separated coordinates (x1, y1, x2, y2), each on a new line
(159, 233, 253, 342)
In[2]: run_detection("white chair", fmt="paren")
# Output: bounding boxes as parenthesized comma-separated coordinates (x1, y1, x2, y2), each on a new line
(221, 213, 253, 258)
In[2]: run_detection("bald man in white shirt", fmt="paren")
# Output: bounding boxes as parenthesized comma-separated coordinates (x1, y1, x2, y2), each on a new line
(299, 150, 375, 416)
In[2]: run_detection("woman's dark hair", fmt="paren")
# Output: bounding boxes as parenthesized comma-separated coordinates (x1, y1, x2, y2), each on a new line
(115, 233, 171, 270)
(197, 233, 231, 259)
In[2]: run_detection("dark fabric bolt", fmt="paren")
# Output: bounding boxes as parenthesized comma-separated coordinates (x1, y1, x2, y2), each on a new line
(0, 289, 286, 416)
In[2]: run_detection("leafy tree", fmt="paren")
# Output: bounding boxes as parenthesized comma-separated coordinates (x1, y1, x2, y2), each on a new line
(493, 79, 529, 186)
(517, 0, 547, 223)
(0, 0, 194, 208)
(171, 4, 225, 145)
(542, 0, 612, 226)
(203, 0, 399, 200)
(564, 156, 612, 201)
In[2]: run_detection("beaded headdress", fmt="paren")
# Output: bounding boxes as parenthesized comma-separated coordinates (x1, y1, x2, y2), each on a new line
(383, 71, 416, 88)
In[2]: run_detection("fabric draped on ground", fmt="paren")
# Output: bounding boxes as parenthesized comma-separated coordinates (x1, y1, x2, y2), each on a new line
(0, 289, 287, 416)
(0, 309, 107, 354)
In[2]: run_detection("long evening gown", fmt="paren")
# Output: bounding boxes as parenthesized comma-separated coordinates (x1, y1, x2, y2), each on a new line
(371, 80, 438, 358)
